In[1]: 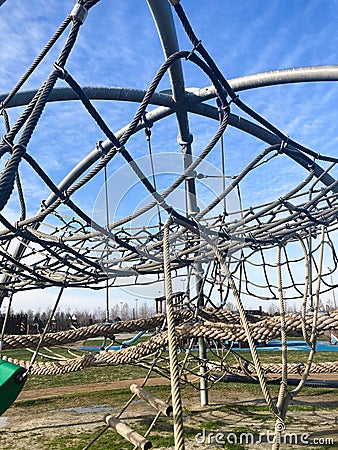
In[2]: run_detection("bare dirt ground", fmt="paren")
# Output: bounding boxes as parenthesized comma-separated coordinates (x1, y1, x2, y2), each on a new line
(1, 375, 337, 449)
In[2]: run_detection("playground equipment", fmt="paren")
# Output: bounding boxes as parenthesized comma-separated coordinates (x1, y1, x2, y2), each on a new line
(0, 1, 338, 449)
(0, 360, 26, 416)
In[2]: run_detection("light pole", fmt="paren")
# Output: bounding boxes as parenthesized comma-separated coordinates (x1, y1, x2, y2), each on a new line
(328, 267, 337, 310)
(135, 298, 138, 318)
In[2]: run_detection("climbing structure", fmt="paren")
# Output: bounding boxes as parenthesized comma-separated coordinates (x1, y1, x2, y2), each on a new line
(0, 1, 338, 449)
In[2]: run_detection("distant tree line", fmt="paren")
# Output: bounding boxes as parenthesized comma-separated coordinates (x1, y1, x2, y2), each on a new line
(17, 301, 157, 333)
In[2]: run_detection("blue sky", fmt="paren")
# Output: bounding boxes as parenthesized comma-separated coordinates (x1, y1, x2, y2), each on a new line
(0, 0, 338, 313)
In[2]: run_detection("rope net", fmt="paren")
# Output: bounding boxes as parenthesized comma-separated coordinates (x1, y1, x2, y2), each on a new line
(0, 1, 337, 449)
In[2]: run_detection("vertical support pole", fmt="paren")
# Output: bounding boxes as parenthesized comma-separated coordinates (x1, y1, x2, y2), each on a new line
(180, 135, 208, 407)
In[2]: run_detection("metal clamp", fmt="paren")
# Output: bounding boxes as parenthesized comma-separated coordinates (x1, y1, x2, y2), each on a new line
(70, 4, 87, 24)
(177, 133, 193, 147)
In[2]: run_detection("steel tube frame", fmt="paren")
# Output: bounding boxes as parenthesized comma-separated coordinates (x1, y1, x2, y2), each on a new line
(3, 64, 338, 108)
(1, 67, 338, 305)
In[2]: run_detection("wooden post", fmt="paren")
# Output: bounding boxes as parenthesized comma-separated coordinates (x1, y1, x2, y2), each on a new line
(104, 414, 152, 450)
(130, 383, 173, 417)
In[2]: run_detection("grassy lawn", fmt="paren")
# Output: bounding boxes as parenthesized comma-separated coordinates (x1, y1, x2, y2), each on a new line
(1, 336, 336, 450)
(1, 358, 336, 450)
(24, 363, 152, 390)
(14, 384, 172, 411)
(7, 380, 337, 450)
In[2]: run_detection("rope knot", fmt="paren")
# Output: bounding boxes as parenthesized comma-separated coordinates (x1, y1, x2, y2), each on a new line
(53, 63, 69, 80)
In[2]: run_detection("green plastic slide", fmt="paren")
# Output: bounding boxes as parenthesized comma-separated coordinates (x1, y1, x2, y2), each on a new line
(0, 360, 26, 415)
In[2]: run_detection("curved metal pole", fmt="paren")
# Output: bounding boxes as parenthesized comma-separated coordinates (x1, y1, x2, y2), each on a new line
(1, 65, 337, 205)
(194, 64, 338, 101)
(147, 0, 197, 213)
(3, 65, 338, 109)
(3, 62, 338, 112)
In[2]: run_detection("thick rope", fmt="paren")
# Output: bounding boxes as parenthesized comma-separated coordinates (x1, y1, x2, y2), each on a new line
(2, 330, 338, 377)
(2, 310, 338, 350)
(292, 225, 326, 396)
(163, 218, 185, 450)
(201, 234, 279, 417)
(273, 245, 288, 448)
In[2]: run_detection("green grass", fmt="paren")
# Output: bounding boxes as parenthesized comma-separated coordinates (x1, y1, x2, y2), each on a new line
(0, 415, 207, 450)
(3, 370, 337, 450)
(3, 342, 338, 433)
(224, 444, 245, 450)
(216, 403, 272, 423)
(14, 387, 132, 411)
(199, 419, 227, 430)
(212, 380, 281, 397)
(22, 426, 174, 450)
(33, 427, 137, 450)
(8, 389, 200, 450)
(23, 363, 153, 391)
(15, 385, 172, 411)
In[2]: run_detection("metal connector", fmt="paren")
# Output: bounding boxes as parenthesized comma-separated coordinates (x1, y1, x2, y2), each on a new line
(70, 4, 87, 24)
